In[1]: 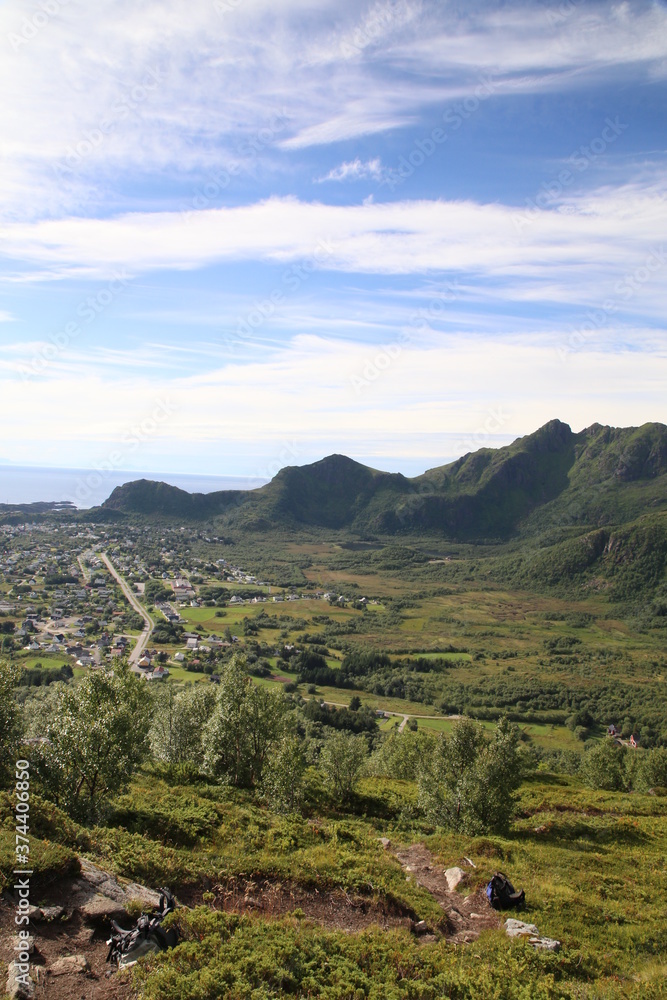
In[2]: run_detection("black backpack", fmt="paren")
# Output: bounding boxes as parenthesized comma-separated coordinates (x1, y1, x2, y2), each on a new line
(486, 872, 525, 910)
(107, 888, 178, 968)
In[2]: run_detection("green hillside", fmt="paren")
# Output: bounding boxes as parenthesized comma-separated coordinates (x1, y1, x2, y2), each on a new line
(101, 421, 667, 543)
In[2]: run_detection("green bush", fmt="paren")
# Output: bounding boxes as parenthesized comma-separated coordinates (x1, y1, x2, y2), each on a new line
(0, 828, 79, 892)
(133, 908, 585, 1000)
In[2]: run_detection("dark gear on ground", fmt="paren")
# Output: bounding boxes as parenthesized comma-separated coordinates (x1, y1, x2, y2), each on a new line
(106, 887, 178, 968)
(486, 872, 526, 910)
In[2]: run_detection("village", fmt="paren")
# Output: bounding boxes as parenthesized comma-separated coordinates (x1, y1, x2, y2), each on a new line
(0, 518, 374, 685)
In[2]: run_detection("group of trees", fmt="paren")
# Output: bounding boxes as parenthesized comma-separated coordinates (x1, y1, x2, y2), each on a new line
(580, 738, 667, 792)
(3, 654, 665, 835)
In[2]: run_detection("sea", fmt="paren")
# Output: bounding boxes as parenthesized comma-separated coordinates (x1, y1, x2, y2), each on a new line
(0, 465, 267, 510)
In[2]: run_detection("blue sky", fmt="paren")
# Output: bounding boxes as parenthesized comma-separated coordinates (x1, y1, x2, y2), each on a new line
(0, 0, 666, 480)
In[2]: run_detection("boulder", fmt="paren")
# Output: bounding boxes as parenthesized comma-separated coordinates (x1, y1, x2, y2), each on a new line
(444, 867, 467, 891)
(378, 837, 391, 849)
(39, 905, 66, 922)
(77, 893, 127, 922)
(70, 858, 161, 924)
(6, 962, 35, 999)
(49, 954, 90, 976)
(505, 918, 540, 938)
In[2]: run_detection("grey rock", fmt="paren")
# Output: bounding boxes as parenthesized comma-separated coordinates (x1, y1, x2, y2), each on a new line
(413, 920, 429, 934)
(77, 892, 127, 921)
(505, 918, 540, 938)
(49, 954, 90, 976)
(444, 867, 467, 891)
(6, 962, 35, 999)
(71, 858, 161, 924)
(529, 936, 561, 952)
(39, 905, 66, 921)
(378, 837, 391, 849)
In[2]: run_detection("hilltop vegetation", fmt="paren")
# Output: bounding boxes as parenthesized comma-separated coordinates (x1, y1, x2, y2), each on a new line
(93, 419, 667, 609)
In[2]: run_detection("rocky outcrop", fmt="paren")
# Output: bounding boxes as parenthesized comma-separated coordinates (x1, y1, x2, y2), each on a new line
(69, 858, 161, 923)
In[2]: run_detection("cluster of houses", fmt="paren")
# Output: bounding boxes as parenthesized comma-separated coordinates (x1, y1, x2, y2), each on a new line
(136, 650, 170, 681)
(607, 724, 639, 748)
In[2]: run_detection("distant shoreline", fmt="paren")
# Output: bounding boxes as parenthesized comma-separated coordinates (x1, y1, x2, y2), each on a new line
(0, 465, 267, 509)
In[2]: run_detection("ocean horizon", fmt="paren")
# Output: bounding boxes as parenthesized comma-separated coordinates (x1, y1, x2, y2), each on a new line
(0, 465, 268, 509)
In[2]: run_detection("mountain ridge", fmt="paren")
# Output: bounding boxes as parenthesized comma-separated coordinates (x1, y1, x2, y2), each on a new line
(100, 419, 667, 542)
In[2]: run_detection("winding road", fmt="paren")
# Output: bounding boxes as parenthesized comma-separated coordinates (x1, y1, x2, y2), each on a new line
(100, 552, 154, 666)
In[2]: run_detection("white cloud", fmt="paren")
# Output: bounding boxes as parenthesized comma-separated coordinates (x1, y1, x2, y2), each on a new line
(1, 331, 665, 474)
(0, 0, 665, 217)
(317, 158, 387, 182)
(2, 187, 666, 320)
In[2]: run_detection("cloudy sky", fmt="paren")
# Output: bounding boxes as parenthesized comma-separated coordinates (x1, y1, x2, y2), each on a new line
(1, 0, 666, 481)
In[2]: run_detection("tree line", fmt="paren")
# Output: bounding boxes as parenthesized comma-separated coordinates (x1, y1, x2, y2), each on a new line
(1, 658, 665, 832)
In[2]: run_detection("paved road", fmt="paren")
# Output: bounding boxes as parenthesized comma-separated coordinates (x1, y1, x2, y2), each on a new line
(100, 552, 154, 666)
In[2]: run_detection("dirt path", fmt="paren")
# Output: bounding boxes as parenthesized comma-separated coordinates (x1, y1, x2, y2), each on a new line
(182, 878, 417, 935)
(0, 896, 132, 1000)
(393, 844, 500, 944)
(77, 553, 91, 583)
(100, 552, 153, 666)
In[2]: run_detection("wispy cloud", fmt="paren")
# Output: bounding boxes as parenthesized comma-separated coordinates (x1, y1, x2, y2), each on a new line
(1, 331, 665, 473)
(3, 186, 666, 321)
(1, 0, 666, 218)
(316, 158, 387, 183)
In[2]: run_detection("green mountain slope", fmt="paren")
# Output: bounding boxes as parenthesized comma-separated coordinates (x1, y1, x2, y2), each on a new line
(100, 420, 667, 544)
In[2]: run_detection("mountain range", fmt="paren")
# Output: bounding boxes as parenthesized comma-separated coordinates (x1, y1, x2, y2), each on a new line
(101, 419, 667, 542)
